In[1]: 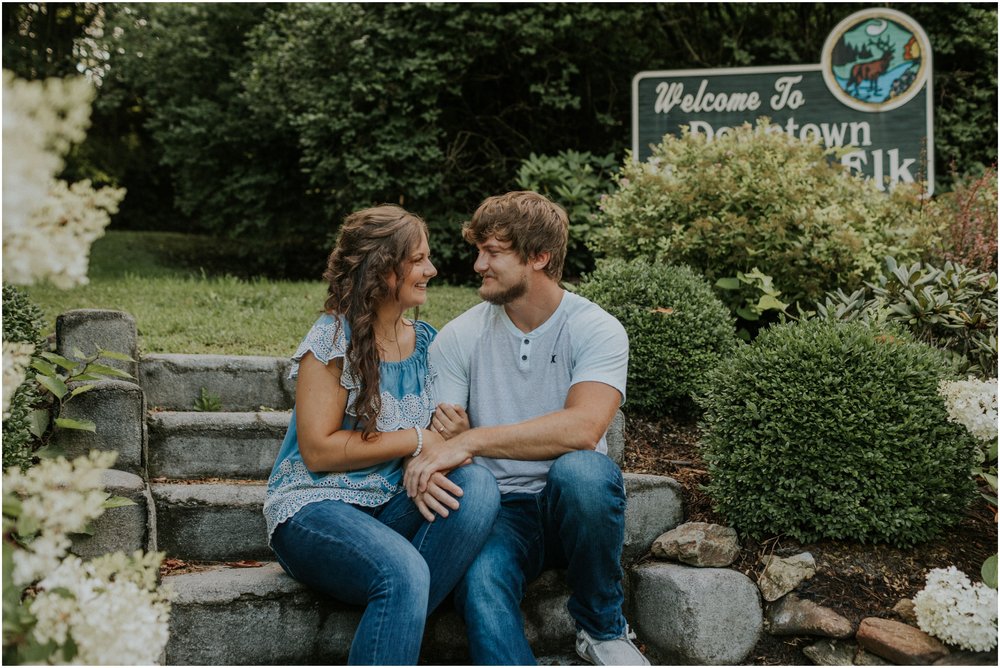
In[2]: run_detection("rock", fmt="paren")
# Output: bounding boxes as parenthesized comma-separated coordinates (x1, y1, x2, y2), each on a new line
(631, 562, 762, 665)
(892, 598, 917, 625)
(856, 617, 949, 665)
(803, 638, 857, 665)
(758, 552, 816, 602)
(766, 594, 853, 638)
(933, 648, 999, 665)
(650, 521, 740, 567)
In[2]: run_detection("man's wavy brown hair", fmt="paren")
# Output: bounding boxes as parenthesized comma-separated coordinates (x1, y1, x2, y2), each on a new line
(462, 191, 569, 281)
(322, 205, 428, 440)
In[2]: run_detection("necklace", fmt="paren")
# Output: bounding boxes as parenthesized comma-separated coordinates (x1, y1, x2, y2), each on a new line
(376, 319, 406, 360)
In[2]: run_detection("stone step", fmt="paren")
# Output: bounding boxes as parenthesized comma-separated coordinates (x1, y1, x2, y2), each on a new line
(140, 353, 294, 412)
(148, 411, 289, 480)
(151, 473, 685, 564)
(164, 562, 578, 665)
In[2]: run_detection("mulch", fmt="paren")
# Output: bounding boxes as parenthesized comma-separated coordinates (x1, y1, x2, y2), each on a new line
(621, 413, 998, 665)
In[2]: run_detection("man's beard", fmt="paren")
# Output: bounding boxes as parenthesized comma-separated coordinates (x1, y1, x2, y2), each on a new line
(479, 275, 528, 305)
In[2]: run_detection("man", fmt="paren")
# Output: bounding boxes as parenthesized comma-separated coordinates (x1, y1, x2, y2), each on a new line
(404, 191, 648, 665)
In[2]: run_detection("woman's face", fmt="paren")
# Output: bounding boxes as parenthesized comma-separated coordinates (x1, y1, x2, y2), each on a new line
(390, 231, 436, 309)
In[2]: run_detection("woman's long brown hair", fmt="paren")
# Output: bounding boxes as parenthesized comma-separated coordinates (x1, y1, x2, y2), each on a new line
(322, 205, 429, 440)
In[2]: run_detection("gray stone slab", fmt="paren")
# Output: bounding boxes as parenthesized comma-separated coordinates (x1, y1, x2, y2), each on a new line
(53, 380, 146, 476)
(606, 409, 625, 466)
(166, 563, 582, 665)
(71, 469, 151, 558)
(141, 353, 294, 412)
(622, 472, 685, 562)
(148, 411, 289, 479)
(631, 561, 762, 665)
(152, 482, 269, 562)
(57, 309, 138, 377)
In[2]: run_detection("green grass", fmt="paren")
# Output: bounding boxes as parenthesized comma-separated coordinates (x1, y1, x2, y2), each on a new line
(23, 231, 482, 356)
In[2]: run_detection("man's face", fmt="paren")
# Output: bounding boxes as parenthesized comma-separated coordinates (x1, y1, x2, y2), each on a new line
(473, 237, 530, 306)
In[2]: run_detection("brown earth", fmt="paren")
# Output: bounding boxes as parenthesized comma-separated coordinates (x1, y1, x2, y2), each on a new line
(621, 413, 998, 665)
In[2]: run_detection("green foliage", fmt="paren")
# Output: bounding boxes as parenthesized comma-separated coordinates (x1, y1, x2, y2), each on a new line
(594, 121, 926, 328)
(193, 388, 221, 413)
(515, 150, 617, 278)
(2, 284, 47, 470)
(698, 318, 979, 546)
(577, 259, 738, 415)
(816, 257, 998, 378)
(715, 268, 791, 340)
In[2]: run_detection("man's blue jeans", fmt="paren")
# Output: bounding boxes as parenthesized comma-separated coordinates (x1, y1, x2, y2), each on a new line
(270, 464, 499, 665)
(453, 450, 628, 665)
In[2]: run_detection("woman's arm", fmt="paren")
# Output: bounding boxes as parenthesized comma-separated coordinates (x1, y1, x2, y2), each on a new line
(295, 352, 442, 472)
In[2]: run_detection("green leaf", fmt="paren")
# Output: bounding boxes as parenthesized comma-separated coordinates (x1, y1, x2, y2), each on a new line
(36, 374, 68, 399)
(983, 554, 998, 589)
(39, 352, 80, 371)
(70, 523, 96, 537)
(102, 495, 137, 509)
(98, 350, 135, 363)
(54, 417, 97, 432)
(81, 363, 134, 380)
(715, 277, 741, 290)
(3, 493, 23, 520)
(33, 443, 67, 459)
(69, 384, 96, 398)
(756, 294, 788, 312)
(736, 307, 759, 321)
(30, 359, 58, 377)
(28, 409, 50, 438)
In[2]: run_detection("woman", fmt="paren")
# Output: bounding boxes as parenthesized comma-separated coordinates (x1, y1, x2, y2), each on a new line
(263, 205, 499, 665)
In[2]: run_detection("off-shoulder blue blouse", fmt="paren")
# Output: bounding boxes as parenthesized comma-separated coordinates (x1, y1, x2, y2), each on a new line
(263, 313, 437, 540)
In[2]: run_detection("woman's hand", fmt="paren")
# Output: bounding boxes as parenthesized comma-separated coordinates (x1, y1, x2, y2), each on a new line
(431, 403, 470, 440)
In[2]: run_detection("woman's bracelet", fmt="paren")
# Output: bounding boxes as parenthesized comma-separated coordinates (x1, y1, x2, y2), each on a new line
(412, 426, 423, 457)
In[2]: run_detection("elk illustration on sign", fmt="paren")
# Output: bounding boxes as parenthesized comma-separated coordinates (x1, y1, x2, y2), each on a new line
(846, 34, 894, 97)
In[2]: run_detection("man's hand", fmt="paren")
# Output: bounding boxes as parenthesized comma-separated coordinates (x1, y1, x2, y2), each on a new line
(404, 433, 473, 499)
(409, 471, 464, 523)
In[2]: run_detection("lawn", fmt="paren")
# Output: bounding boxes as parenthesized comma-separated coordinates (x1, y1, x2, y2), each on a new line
(23, 231, 483, 357)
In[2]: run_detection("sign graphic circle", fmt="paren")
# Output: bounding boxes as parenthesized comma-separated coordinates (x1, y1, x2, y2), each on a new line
(821, 8, 930, 113)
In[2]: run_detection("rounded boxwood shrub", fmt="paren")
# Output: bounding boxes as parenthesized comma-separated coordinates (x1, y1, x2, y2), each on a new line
(697, 318, 979, 546)
(577, 258, 738, 415)
(2, 283, 47, 471)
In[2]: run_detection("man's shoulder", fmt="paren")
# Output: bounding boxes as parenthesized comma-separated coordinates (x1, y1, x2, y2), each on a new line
(439, 300, 496, 336)
(563, 291, 625, 332)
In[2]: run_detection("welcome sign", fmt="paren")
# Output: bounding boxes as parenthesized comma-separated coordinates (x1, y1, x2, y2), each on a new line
(632, 9, 934, 193)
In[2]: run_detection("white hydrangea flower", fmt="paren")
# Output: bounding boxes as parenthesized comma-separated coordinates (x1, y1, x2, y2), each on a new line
(939, 377, 999, 444)
(2, 69, 125, 288)
(31, 554, 171, 665)
(913, 566, 998, 652)
(3, 341, 35, 418)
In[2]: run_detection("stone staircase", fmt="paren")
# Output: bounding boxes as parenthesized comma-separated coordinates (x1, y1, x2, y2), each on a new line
(56, 309, 763, 665)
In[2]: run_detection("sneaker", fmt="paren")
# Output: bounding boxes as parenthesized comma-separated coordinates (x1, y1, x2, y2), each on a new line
(575, 625, 650, 666)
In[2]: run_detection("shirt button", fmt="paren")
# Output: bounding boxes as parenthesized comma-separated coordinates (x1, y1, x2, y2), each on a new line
(524, 339, 530, 344)
(521, 355, 528, 361)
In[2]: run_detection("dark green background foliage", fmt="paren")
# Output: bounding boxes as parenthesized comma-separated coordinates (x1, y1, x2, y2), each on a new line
(698, 318, 979, 546)
(3, 3, 996, 279)
(2, 284, 46, 470)
(577, 259, 738, 415)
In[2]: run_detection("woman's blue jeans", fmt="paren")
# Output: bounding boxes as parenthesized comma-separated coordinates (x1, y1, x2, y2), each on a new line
(270, 464, 499, 665)
(453, 450, 628, 665)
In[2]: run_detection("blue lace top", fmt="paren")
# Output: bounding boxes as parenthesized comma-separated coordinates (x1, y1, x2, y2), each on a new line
(263, 313, 438, 539)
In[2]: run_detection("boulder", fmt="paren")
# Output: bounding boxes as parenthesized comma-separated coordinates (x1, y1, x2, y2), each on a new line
(765, 594, 853, 638)
(651, 521, 740, 567)
(631, 562, 762, 665)
(856, 617, 949, 665)
(758, 552, 816, 602)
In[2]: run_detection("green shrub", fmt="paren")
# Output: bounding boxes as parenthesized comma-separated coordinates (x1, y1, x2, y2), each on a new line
(816, 257, 998, 379)
(594, 122, 926, 324)
(2, 284, 47, 471)
(698, 318, 979, 546)
(577, 258, 738, 415)
(515, 150, 618, 278)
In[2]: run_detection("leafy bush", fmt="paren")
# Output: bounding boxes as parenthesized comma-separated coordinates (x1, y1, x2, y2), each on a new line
(2, 284, 47, 470)
(593, 122, 926, 324)
(515, 150, 617, 278)
(698, 318, 979, 546)
(921, 166, 998, 274)
(577, 259, 738, 415)
(816, 257, 998, 379)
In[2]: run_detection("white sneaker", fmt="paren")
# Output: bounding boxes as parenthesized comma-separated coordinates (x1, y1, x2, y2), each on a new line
(575, 625, 650, 666)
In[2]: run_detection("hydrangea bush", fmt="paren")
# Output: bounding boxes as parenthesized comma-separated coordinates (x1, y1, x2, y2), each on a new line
(3, 452, 171, 664)
(913, 567, 997, 652)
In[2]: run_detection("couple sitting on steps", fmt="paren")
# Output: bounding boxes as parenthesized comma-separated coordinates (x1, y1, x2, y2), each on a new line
(262, 191, 648, 666)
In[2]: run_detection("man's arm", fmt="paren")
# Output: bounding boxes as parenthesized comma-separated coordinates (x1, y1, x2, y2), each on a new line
(404, 380, 620, 496)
